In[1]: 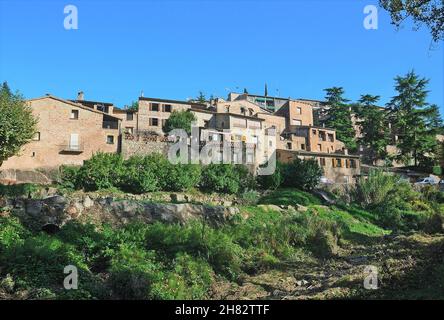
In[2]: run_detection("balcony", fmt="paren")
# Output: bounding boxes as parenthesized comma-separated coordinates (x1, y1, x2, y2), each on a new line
(59, 143, 84, 154)
(103, 121, 119, 129)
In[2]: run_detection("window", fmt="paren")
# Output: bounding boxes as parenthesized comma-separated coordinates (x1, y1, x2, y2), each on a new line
(70, 110, 79, 119)
(204, 120, 209, 128)
(336, 158, 342, 167)
(33, 132, 40, 141)
(320, 158, 326, 166)
(317, 144, 322, 151)
(240, 107, 246, 114)
(312, 129, 317, 135)
(163, 104, 172, 112)
(328, 133, 334, 142)
(292, 119, 302, 126)
(350, 159, 356, 168)
(286, 142, 292, 150)
(296, 107, 302, 115)
(107, 135, 114, 144)
(150, 118, 159, 126)
(126, 112, 134, 121)
(125, 127, 134, 134)
(269, 140, 273, 147)
(301, 143, 305, 150)
(246, 152, 254, 164)
(150, 103, 159, 112)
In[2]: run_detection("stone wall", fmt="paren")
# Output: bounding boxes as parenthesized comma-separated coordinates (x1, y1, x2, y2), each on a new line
(0, 193, 239, 228)
(121, 133, 173, 159)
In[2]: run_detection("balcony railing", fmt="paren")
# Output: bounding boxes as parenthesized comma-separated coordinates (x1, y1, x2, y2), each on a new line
(59, 143, 84, 153)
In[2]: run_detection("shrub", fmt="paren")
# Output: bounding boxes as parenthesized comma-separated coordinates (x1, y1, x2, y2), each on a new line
(257, 162, 283, 190)
(59, 165, 81, 190)
(282, 158, 322, 191)
(0, 217, 30, 251)
(119, 156, 159, 193)
(163, 110, 196, 135)
(200, 164, 254, 194)
(0, 183, 38, 197)
(165, 163, 201, 192)
(240, 189, 260, 205)
(78, 153, 125, 191)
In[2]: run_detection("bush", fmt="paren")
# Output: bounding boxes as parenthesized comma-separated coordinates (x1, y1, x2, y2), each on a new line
(165, 163, 201, 192)
(0, 217, 30, 251)
(59, 165, 81, 190)
(257, 162, 283, 190)
(282, 158, 322, 191)
(78, 153, 125, 191)
(163, 110, 196, 135)
(119, 156, 159, 193)
(200, 164, 254, 194)
(240, 189, 260, 205)
(0, 183, 38, 197)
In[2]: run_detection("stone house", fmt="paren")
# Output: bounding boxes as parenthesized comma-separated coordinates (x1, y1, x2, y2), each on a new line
(0, 95, 121, 176)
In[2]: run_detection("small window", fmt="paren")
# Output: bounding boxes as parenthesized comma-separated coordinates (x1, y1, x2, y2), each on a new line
(126, 112, 134, 121)
(328, 133, 334, 142)
(292, 119, 302, 126)
(320, 158, 326, 166)
(336, 158, 342, 167)
(150, 118, 159, 126)
(163, 104, 172, 112)
(70, 110, 79, 119)
(296, 107, 302, 115)
(150, 103, 159, 112)
(301, 143, 305, 150)
(204, 120, 209, 128)
(125, 127, 134, 134)
(33, 132, 41, 141)
(317, 144, 322, 151)
(312, 129, 317, 135)
(286, 142, 292, 150)
(106, 135, 114, 144)
(350, 159, 356, 168)
(269, 140, 273, 147)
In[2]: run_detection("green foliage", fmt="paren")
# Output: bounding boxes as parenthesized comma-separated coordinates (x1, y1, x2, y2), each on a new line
(59, 165, 82, 190)
(0, 183, 38, 197)
(380, 0, 444, 42)
(354, 94, 390, 164)
(323, 87, 356, 151)
(259, 188, 322, 206)
(0, 82, 38, 166)
(257, 162, 283, 190)
(163, 110, 196, 135)
(388, 71, 442, 167)
(79, 153, 125, 191)
(119, 156, 159, 193)
(282, 158, 322, 191)
(432, 165, 442, 176)
(165, 163, 201, 192)
(0, 217, 30, 250)
(240, 189, 260, 205)
(200, 164, 254, 194)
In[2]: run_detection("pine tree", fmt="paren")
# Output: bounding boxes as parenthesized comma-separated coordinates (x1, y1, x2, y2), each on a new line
(387, 71, 442, 167)
(355, 94, 390, 165)
(324, 87, 356, 151)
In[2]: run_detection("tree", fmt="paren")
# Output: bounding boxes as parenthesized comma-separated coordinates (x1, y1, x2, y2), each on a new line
(196, 91, 206, 103)
(354, 94, 391, 165)
(127, 101, 138, 112)
(0, 83, 37, 167)
(323, 87, 356, 151)
(282, 158, 322, 191)
(380, 0, 444, 42)
(387, 71, 442, 167)
(163, 110, 196, 135)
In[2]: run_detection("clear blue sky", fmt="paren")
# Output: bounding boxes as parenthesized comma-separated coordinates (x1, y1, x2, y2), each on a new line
(0, 0, 443, 112)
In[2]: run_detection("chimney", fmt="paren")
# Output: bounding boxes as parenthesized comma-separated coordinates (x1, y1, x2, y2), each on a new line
(77, 91, 84, 100)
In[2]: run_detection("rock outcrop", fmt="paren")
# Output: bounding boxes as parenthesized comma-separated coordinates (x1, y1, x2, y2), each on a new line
(1, 194, 240, 228)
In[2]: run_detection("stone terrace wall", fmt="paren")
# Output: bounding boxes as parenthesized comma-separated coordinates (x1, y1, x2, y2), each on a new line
(121, 133, 173, 159)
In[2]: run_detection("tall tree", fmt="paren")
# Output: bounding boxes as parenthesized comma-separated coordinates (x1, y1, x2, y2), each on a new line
(380, 0, 444, 42)
(0, 84, 38, 166)
(387, 71, 442, 167)
(355, 94, 391, 165)
(196, 91, 206, 104)
(324, 87, 356, 151)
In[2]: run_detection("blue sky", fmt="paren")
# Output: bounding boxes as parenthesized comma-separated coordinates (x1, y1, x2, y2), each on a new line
(0, 0, 442, 112)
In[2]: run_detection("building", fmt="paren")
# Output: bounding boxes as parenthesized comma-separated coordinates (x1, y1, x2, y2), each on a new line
(0, 94, 121, 172)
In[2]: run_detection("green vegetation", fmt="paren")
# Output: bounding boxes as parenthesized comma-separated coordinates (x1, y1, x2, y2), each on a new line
(163, 110, 196, 135)
(60, 153, 254, 194)
(0, 81, 38, 166)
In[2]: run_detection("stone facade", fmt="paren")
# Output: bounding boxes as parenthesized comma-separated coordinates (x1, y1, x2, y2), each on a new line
(0, 95, 121, 172)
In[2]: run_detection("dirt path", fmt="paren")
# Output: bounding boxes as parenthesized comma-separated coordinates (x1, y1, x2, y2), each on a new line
(210, 233, 444, 300)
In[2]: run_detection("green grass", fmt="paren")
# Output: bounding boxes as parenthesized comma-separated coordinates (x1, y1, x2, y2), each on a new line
(259, 188, 322, 207)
